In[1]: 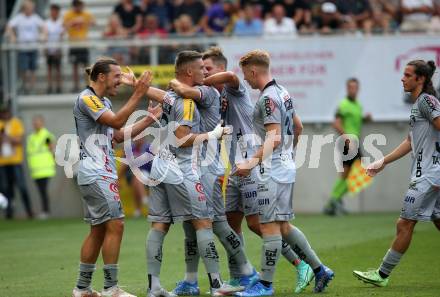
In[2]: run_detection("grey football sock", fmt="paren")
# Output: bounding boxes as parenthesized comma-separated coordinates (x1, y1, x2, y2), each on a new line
(260, 234, 282, 283)
(183, 221, 200, 274)
(379, 249, 403, 277)
(103, 264, 118, 289)
(213, 221, 253, 277)
(281, 240, 300, 265)
(146, 229, 165, 278)
(283, 227, 321, 269)
(228, 231, 244, 278)
(76, 262, 95, 289)
(196, 228, 222, 288)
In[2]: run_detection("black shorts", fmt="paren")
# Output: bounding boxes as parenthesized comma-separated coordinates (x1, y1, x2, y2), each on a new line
(69, 48, 89, 65)
(342, 142, 361, 167)
(47, 53, 61, 67)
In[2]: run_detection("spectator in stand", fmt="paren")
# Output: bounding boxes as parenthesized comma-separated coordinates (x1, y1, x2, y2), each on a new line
(282, 0, 313, 32)
(26, 115, 56, 220)
(201, 0, 235, 35)
(233, 3, 263, 36)
(137, 14, 168, 38)
(400, 0, 434, 32)
(103, 14, 129, 65)
(0, 104, 33, 219)
(139, 0, 174, 32)
(63, 0, 95, 92)
(335, 0, 373, 33)
(314, 1, 343, 34)
(113, 0, 142, 35)
(369, 0, 400, 33)
(137, 14, 169, 64)
(173, 0, 206, 32)
(5, 0, 47, 94)
(264, 4, 297, 36)
(174, 14, 199, 36)
(45, 4, 64, 94)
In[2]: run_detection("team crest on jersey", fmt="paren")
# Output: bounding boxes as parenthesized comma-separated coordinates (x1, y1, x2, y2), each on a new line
(283, 94, 293, 111)
(264, 97, 275, 116)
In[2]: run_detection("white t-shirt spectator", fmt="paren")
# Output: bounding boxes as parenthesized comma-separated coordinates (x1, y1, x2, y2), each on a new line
(264, 17, 297, 35)
(8, 13, 45, 43)
(46, 18, 64, 54)
(402, 0, 433, 22)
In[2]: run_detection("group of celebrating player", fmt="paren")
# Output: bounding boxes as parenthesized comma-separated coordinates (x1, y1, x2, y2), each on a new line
(71, 45, 440, 297)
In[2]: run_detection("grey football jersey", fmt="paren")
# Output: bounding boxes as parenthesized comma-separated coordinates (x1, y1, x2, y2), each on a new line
(160, 90, 201, 170)
(409, 93, 440, 185)
(253, 80, 296, 183)
(196, 85, 224, 175)
(222, 79, 256, 166)
(73, 87, 117, 185)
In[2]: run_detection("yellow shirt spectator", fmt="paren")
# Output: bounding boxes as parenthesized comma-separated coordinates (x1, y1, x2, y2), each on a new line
(63, 9, 94, 41)
(0, 117, 25, 166)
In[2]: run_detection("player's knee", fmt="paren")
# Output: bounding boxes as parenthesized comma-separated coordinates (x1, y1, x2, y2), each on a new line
(152, 222, 170, 234)
(396, 218, 416, 235)
(111, 219, 125, 234)
(280, 222, 292, 236)
(192, 219, 212, 230)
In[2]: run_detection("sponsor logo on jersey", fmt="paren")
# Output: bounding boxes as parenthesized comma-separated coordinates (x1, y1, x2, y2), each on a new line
(183, 99, 195, 121)
(264, 97, 275, 116)
(424, 95, 439, 111)
(82, 95, 104, 113)
(416, 149, 423, 177)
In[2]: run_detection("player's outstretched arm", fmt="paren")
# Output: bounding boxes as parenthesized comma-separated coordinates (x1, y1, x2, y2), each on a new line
(234, 123, 281, 177)
(203, 71, 239, 89)
(146, 87, 166, 104)
(367, 135, 412, 177)
(121, 67, 166, 103)
(113, 102, 163, 143)
(169, 79, 201, 101)
(98, 71, 152, 129)
(175, 122, 231, 148)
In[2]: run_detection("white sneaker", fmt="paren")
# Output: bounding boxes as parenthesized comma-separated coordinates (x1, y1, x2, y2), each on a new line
(101, 286, 137, 297)
(211, 283, 244, 296)
(147, 287, 177, 297)
(72, 287, 101, 297)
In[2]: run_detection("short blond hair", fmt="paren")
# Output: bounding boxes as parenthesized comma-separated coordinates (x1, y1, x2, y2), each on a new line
(239, 50, 270, 68)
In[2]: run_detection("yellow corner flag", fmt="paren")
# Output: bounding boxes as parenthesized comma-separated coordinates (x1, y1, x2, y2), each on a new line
(347, 159, 373, 195)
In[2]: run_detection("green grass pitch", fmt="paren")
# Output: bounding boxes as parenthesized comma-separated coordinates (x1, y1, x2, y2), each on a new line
(1, 213, 439, 297)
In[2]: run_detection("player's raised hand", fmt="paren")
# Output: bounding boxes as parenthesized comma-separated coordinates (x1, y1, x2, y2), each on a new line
(121, 66, 138, 87)
(366, 158, 385, 177)
(147, 101, 162, 120)
(168, 79, 179, 90)
(134, 70, 152, 96)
